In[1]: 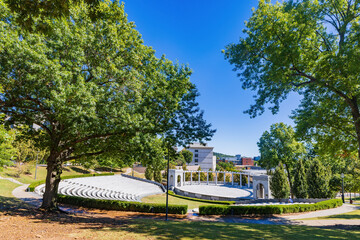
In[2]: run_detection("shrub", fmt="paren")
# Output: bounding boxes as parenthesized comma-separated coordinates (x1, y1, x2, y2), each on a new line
(57, 195, 187, 214)
(199, 199, 342, 215)
(27, 172, 114, 192)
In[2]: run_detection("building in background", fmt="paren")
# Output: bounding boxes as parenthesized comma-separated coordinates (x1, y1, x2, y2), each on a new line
(186, 143, 216, 170)
(241, 157, 254, 166)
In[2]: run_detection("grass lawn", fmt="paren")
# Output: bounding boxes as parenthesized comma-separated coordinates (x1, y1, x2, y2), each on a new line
(142, 193, 228, 210)
(0, 179, 20, 197)
(78, 219, 360, 240)
(0, 164, 110, 184)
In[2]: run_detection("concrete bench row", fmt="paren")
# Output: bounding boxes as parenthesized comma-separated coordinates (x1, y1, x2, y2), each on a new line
(35, 179, 140, 202)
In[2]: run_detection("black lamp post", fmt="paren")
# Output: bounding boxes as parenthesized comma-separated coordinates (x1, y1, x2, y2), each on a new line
(165, 143, 170, 221)
(341, 173, 345, 203)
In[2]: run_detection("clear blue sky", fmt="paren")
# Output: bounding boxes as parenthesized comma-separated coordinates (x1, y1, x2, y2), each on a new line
(123, 0, 301, 157)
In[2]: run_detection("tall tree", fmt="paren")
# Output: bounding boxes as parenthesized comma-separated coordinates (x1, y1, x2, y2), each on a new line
(258, 123, 305, 197)
(180, 149, 193, 164)
(270, 163, 290, 200)
(293, 158, 308, 199)
(307, 159, 331, 198)
(224, 0, 360, 159)
(0, 1, 213, 211)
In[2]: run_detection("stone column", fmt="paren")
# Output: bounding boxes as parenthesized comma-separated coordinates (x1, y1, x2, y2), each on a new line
(223, 171, 226, 184)
(207, 171, 209, 185)
(215, 172, 217, 185)
(198, 171, 200, 184)
(191, 172, 193, 185)
(248, 174, 250, 188)
(231, 173, 234, 186)
(240, 173, 242, 187)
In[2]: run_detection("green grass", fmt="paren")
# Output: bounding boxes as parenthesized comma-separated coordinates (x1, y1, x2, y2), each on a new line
(0, 164, 102, 184)
(78, 219, 360, 240)
(142, 193, 227, 210)
(0, 179, 20, 197)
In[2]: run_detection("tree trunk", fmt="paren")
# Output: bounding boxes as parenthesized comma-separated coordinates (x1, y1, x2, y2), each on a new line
(40, 153, 63, 211)
(349, 99, 360, 159)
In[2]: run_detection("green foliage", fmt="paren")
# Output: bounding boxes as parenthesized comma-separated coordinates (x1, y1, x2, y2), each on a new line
(145, 167, 153, 181)
(307, 159, 332, 198)
(258, 123, 305, 196)
(27, 172, 114, 192)
(199, 199, 343, 215)
(293, 159, 308, 199)
(0, 123, 16, 170)
(224, 0, 360, 159)
(0, 0, 214, 210)
(168, 191, 234, 205)
(213, 152, 235, 160)
(57, 194, 187, 214)
(217, 161, 236, 172)
(198, 166, 206, 181)
(180, 149, 193, 164)
(153, 170, 162, 183)
(270, 163, 290, 200)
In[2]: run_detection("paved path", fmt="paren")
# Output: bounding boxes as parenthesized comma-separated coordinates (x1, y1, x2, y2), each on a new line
(0, 176, 25, 185)
(282, 204, 360, 220)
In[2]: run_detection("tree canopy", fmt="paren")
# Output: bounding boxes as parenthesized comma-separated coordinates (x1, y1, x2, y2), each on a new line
(258, 123, 305, 197)
(224, 0, 360, 158)
(0, 0, 214, 210)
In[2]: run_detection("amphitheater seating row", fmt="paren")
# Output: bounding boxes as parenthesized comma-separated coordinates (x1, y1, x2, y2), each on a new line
(35, 179, 140, 202)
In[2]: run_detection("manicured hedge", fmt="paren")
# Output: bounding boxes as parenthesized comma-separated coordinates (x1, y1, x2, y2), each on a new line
(168, 191, 235, 205)
(57, 195, 188, 214)
(199, 199, 343, 215)
(27, 172, 114, 192)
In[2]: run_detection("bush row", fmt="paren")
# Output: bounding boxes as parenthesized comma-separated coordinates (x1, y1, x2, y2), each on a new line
(199, 199, 343, 215)
(57, 195, 188, 214)
(168, 191, 235, 205)
(27, 172, 114, 192)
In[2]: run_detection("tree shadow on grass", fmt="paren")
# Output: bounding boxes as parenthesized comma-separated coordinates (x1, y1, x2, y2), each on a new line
(69, 166, 91, 174)
(1, 198, 359, 240)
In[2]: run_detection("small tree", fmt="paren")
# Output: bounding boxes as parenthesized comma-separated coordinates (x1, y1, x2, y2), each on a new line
(154, 170, 162, 183)
(181, 149, 193, 164)
(293, 159, 308, 199)
(307, 159, 331, 198)
(198, 166, 206, 181)
(270, 163, 290, 200)
(145, 167, 153, 181)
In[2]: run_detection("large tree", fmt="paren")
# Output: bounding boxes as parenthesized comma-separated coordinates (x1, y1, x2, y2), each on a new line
(270, 163, 290, 201)
(0, 1, 214, 211)
(224, 0, 360, 158)
(258, 123, 305, 197)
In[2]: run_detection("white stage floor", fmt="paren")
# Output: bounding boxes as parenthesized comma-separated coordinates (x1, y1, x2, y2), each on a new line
(178, 184, 253, 199)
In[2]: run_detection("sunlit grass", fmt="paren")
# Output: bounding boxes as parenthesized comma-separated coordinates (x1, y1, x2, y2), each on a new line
(0, 164, 105, 184)
(0, 179, 20, 197)
(142, 193, 225, 210)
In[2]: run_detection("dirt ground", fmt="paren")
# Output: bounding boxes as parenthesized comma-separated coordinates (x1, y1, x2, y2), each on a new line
(0, 203, 185, 240)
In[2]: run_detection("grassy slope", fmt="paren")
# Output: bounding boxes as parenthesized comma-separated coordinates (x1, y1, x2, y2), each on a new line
(0, 164, 97, 184)
(79, 219, 360, 240)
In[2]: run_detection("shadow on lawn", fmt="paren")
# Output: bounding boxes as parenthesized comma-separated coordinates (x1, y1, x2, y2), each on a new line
(1, 197, 360, 240)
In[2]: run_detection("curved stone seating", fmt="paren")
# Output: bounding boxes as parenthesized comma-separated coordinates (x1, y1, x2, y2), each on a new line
(34, 175, 163, 202)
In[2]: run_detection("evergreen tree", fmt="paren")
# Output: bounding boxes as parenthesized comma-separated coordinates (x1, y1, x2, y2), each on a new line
(293, 159, 308, 199)
(198, 166, 206, 181)
(154, 170, 162, 183)
(145, 167, 153, 181)
(307, 159, 331, 198)
(270, 163, 290, 200)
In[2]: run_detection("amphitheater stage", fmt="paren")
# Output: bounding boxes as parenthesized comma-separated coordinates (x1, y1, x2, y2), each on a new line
(175, 184, 253, 201)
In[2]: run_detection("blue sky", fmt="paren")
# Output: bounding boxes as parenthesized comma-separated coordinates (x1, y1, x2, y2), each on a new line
(124, 0, 301, 157)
